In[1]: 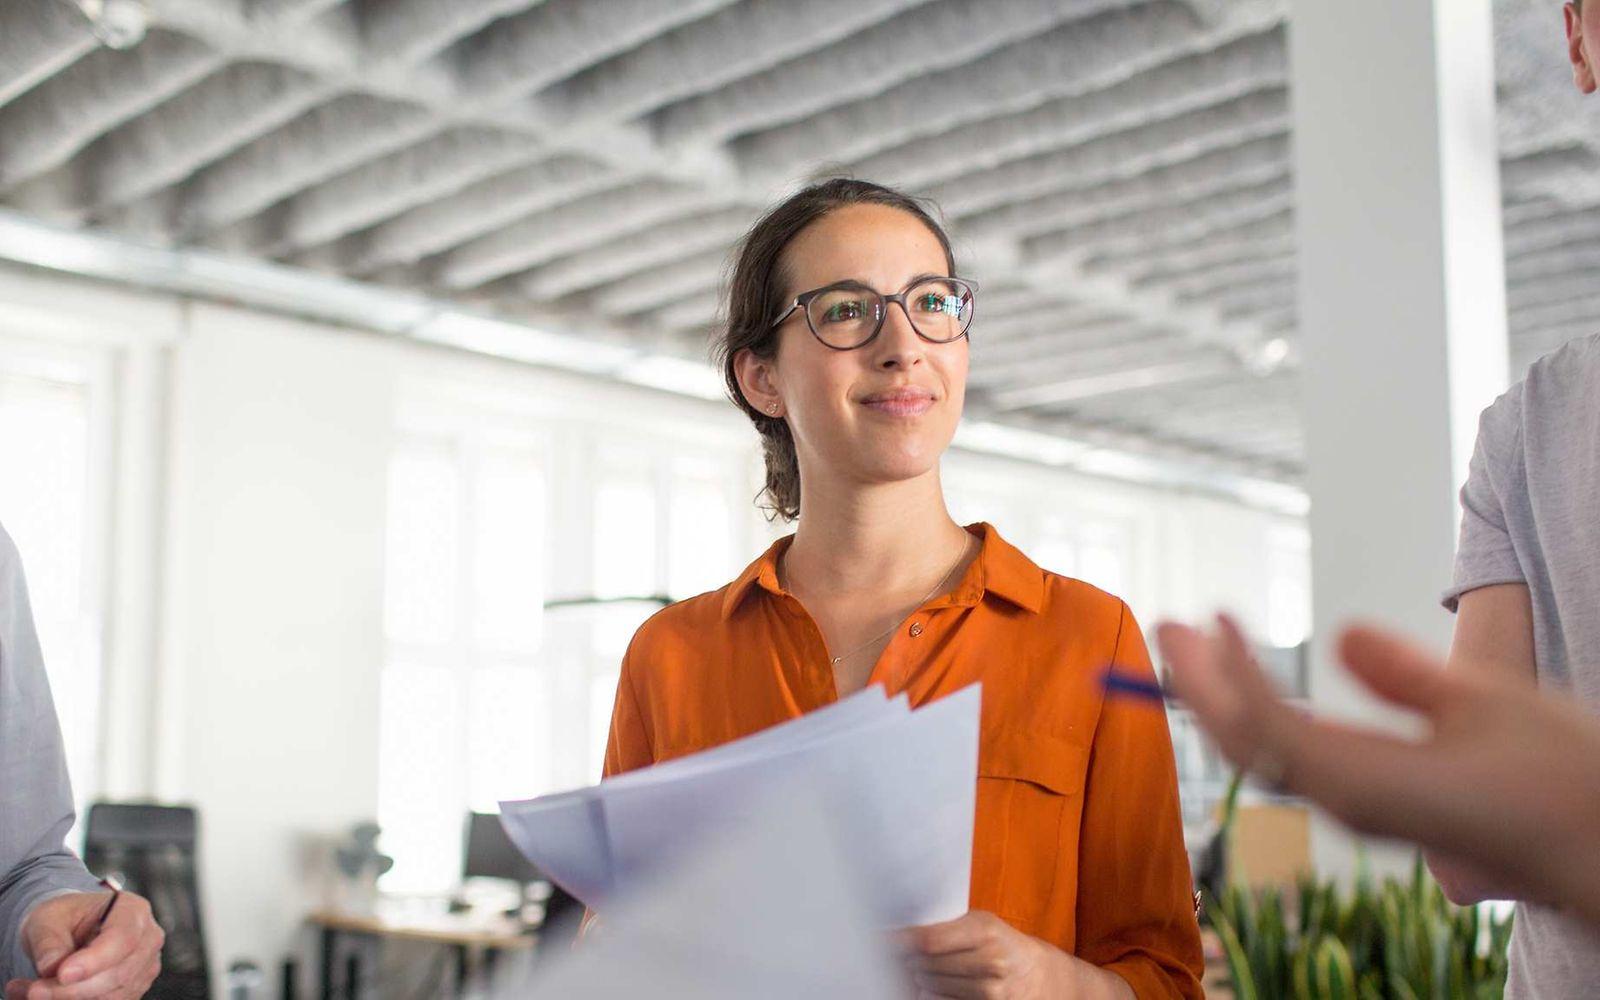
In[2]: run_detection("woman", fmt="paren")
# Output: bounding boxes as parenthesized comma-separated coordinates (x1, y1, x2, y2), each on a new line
(603, 178, 1203, 998)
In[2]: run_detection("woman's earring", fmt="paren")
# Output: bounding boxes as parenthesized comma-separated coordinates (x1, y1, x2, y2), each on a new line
(766, 402, 779, 415)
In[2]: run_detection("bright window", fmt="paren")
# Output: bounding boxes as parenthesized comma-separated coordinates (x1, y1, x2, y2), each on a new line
(378, 436, 549, 892)
(378, 418, 749, 892)
(1267, 525, 1313, 648)
(0, 358, 102, 814)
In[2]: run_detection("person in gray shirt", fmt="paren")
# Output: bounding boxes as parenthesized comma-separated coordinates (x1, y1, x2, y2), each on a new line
(2, 523, 162, 998)
(1430, 332, 1600, 997)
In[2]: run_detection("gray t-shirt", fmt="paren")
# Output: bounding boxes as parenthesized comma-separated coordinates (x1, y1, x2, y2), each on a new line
(1445, 333, 1600, 997)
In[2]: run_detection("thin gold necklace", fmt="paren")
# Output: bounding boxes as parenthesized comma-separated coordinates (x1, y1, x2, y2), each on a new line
(784, 533, 974, 667)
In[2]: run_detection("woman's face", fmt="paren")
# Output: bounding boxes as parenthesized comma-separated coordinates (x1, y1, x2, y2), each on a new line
(758, 203, 969, 495)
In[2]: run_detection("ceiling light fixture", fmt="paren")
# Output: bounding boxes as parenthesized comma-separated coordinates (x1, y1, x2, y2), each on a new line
(67, 0, 148, 50)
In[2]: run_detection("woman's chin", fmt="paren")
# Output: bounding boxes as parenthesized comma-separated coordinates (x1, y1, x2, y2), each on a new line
(853, 442, 948, 485)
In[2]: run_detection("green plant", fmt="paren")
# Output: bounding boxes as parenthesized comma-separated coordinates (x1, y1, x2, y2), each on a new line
(1207, 779, 1511, 999)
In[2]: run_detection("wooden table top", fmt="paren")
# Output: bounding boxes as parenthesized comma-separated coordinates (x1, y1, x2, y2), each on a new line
(308, 907, 536, 950)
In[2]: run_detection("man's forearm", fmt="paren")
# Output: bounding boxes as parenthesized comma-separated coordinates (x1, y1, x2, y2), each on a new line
(0, 852, 102, 981)
(1424, 849, 1524, 906)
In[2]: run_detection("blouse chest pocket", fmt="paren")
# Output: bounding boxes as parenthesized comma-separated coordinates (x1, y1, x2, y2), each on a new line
(971, 731, 1089, 933)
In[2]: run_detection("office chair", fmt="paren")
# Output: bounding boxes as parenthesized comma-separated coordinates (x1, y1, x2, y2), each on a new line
(83, 803, 211, 999)
(463, 812, 582, 954)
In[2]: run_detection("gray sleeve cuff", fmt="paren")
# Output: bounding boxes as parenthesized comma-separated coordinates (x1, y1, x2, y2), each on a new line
(1441, 574, 1529, 613)
(0, 854, 103, 982)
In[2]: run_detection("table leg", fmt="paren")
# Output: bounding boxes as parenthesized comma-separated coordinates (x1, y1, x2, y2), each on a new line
(319, 928, 335, 1000)
(483, 946, 499, 985)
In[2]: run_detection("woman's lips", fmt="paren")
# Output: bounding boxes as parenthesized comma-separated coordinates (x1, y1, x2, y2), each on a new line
(860, 391, 935, 417)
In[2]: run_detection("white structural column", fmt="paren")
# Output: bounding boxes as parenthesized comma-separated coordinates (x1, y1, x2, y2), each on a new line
(1288, 0, 1509, 878)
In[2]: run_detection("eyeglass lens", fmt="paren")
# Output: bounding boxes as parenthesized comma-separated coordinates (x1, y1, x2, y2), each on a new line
(805, 279, 973, 349)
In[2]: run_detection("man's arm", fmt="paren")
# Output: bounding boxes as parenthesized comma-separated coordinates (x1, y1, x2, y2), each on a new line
(1155, 617, 1600, 929)
(1425, 583, 1538, 905)
(0, 528, 103, 983)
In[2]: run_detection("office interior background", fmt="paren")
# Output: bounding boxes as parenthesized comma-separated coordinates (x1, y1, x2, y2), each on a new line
(0, 0, 1585, 995)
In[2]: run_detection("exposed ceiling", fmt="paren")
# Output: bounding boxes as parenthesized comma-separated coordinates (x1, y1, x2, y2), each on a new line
(0, 0, 1591, 485)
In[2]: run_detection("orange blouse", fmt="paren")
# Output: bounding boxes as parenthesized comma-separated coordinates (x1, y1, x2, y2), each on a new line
(603, 522, 1204, 998)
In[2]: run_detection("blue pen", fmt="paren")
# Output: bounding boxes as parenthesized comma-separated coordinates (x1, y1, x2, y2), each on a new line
(1100, 668, 1169, 703)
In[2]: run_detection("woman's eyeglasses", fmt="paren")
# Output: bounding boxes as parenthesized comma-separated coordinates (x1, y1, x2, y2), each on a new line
(772, 276, 976, 351)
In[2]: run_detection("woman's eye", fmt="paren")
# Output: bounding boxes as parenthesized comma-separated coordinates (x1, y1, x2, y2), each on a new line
(915, 293, 943, 312)
(823, 301, 864, 322)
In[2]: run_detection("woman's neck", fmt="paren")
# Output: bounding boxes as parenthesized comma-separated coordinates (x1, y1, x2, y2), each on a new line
(781, 470, 972, 599)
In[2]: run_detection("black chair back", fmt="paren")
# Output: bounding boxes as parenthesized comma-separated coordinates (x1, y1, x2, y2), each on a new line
(83, 803, 210, 1000)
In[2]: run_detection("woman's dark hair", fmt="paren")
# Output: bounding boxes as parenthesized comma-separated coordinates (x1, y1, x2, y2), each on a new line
(714, 177, 958, 522)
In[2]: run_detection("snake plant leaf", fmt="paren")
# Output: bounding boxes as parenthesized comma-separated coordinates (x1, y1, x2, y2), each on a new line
(1214, 906, 1259, 1000)
(1315, 937, 1356, 999)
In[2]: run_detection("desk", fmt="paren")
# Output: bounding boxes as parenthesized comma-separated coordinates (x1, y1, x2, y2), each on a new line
(308, 906, 535, 1000)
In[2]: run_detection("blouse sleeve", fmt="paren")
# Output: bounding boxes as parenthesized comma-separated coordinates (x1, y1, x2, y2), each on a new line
(602, 640, 655, 780)
(1073, 601, 1205, 998)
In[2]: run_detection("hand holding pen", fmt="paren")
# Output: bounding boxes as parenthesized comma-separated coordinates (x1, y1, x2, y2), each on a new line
(5, 877, 164, 1000)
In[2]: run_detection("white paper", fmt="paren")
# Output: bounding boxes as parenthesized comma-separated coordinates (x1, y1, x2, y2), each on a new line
(604, 685, 904, 790)
(603, 684, 979, 926)
(505, 776, 903, 1000)
(500, 684, 980, 927)
(498, 686, 902, 904)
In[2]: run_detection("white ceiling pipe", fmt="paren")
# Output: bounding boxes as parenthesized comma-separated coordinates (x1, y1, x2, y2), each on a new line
(1209, 282, 1294, 321)
(175, 93, 443, 236)
(0, 0, 99, 107)
(634, 288, 723, 332)
(54, 0, 544, 228)
(431, 182, 734, 291)
(539, 0, 937, 129)
(250, 0, 350, 22)
(1178, 270, 1295, 308)
(1024, 177, 1293, 263)
(204, 0, 918, 255)
(763, 23, 1287, 187)
(5, 62, 327, 223)
(1087, 208, 1293, 274)
(518, 207, 752, 301)
(1130, 234, 1295, 287)
(1503, 204, 1600, 257)
(927, 88, 1289, 218)
(973, 336, 1165, 377)
(238, 130, 547, 257)
(582, 249, 730, 315)
(106, 0, 728, 241)
(970, 332, 1210, 386)
(301, 158, 624, 275)
(1506, 238, 1600, 281)
(953, 133, 1290, 239)
(991, 357, 1240, 411)
(654, 0, 1153, 150)
(1507, 270, 1600, 313)
(0, 30, 218, 187)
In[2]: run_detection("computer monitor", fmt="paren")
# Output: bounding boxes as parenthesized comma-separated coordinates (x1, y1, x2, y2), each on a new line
(463, 811, 542, 884)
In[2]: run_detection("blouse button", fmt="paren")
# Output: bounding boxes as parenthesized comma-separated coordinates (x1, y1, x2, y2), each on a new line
(909, 622, 924, 638)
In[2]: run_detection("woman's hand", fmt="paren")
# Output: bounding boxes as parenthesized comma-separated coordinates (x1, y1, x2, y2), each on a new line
(897, 910, 1131, 999)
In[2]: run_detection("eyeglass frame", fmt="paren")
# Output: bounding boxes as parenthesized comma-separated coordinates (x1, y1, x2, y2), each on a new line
(770, 274, 977, 351)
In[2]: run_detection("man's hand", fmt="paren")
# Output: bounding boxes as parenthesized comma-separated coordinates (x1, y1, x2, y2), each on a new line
(897, 910, 1130, 1000)
(1155, 615, 1600, 925)
(6, 890, 163, 1000)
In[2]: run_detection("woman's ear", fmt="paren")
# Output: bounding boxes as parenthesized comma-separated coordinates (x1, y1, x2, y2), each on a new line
(733, 347, 784, 418)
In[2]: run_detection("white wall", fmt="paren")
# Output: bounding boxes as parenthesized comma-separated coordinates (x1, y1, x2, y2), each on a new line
(158, 302, 396, 977)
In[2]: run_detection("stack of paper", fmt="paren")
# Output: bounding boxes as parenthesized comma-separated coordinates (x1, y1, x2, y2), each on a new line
(498, 683, 980, 928)
(499, 775, 905, 999)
